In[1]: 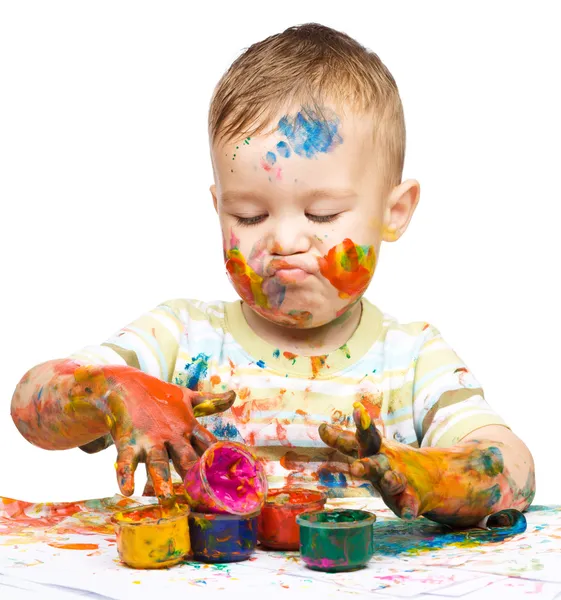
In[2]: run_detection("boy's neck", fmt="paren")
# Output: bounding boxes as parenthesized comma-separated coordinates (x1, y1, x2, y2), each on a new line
(241, 301, 363, 356)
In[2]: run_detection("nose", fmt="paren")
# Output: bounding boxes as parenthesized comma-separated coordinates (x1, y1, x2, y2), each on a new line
(270, 217, 311, 256)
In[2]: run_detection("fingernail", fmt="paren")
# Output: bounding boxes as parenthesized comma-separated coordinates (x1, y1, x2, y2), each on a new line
(401, 508, 416, 520)
(352, 462, 366, 477)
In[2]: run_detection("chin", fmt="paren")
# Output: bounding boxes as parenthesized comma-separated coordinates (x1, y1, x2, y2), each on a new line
(253, 298, 348, 330)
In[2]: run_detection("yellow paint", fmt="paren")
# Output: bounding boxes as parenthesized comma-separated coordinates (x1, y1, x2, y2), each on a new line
(353, 402, 371, 430)
(382, 225, 400, 242)
(112, 504, 190, 569)
(193, 400, 220, 417)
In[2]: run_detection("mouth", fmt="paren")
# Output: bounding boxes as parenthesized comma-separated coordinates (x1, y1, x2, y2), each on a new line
(273, 268, 311, 284)
(268, 258, 318, 284)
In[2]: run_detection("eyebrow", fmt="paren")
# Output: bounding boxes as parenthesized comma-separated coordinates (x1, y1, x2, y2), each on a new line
(220, 188, 357, 204)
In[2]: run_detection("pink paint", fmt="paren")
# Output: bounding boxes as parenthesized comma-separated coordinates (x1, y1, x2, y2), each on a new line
(183, 442, 267, 516)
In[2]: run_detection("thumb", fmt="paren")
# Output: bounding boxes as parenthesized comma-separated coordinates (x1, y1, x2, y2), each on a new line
(352, 402, 382, 457)
(188, 389, 236, 417)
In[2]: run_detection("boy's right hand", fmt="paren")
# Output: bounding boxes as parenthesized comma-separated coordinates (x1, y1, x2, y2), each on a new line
(68, 363, 235, 505)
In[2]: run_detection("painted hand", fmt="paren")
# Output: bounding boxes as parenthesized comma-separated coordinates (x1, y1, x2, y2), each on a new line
(319, 402, 512, 526)
(69, 364, 235, 505)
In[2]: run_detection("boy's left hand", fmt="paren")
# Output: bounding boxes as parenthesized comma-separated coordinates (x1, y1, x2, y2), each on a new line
(319, 402, 511, 525)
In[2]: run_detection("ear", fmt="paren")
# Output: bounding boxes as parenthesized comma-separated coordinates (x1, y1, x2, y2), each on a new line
(210, 184, 218, 213)
(382, 179, 420, 242)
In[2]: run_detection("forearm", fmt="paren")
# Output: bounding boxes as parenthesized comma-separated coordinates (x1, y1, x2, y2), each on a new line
(11, 359, 113, 450)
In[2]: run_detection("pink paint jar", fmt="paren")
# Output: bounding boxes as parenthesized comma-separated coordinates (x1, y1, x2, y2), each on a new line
(183, 441, 267, 516)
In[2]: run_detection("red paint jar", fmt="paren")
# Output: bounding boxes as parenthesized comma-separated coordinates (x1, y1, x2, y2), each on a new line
(258, 488, 327, 550)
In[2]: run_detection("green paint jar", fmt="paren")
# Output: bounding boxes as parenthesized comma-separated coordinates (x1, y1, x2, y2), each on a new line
(296, 509, 376, 572)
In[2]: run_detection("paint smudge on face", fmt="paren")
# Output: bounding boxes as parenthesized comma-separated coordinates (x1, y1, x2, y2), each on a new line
(310, 355, 328, 378)
(277, 107, 343, 159)
(318, 238, 376, 299)
(261, 157, 282, 180)
(276, 141, 291, 158)
(225, 233, 286, 311)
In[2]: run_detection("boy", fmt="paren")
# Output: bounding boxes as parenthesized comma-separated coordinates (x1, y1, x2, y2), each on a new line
(11, 23, 535, 527)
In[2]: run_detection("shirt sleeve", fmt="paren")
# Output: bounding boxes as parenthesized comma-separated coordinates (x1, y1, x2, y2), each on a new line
(413, 325, 509, 448)
(68, 302, 184, 383)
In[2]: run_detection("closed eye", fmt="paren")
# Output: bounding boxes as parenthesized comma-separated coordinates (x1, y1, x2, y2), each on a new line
(235, 215, 267, 226)
(306, 213, 341, 224)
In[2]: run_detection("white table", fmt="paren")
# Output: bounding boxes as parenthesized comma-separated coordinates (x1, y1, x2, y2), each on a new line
(1, 494, 560, 599)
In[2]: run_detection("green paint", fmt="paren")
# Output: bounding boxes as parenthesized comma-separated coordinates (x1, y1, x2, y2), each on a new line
(297, 510, 375, 572)
(340, 344, 351, 359)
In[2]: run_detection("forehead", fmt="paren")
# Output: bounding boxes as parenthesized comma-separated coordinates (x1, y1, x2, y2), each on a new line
(211, 106, 376, 191)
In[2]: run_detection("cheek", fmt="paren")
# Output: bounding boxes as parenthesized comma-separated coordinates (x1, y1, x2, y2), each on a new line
(318, 238, 377, 300)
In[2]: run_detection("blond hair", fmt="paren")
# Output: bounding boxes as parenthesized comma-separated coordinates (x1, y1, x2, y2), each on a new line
(209, 23, 405, 191)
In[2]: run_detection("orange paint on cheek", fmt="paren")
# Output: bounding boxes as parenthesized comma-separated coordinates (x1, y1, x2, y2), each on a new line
(318, 239, 376, 299)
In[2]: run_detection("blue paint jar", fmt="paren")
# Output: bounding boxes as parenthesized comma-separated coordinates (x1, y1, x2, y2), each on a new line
(188, 512, 258, 563)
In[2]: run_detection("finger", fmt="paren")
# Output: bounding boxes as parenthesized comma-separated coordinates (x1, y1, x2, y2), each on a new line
(142, 479, 155, 497)
(379, 470, 407, 497)
(396, 488, 421, 520)
(353, 402, 382, 456)
(190, 390, 236, 417)
(115, 444, 140, 497)
(145, 445, 174, 504)
(190, 422, 217, 455)
(318, 423, 359, 457)
(350, 455, 392, 484)
(166, 439, 198, 480)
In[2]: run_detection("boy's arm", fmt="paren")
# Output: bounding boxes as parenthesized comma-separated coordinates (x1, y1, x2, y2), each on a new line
(10, 300, 235, 503)
(320, 409, 536, 528)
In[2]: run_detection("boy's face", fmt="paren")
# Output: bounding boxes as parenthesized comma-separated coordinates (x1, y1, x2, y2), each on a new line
(211, 105, 418, 329)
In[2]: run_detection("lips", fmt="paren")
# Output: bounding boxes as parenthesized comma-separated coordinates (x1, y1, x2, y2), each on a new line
(268, 258, 318, 276)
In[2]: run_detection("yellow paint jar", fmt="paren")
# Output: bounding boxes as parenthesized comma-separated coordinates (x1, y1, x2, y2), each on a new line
(112, 503, 191, 569)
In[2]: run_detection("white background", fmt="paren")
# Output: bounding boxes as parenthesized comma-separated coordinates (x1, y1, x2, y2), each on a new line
(0, 1, 559, 504)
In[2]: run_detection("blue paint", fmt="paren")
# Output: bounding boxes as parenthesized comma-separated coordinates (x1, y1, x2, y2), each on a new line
(37, 387, 43, 400)
(256, 360, 266, 368)
(189, 513, 258, 563)
(318, 469, 348, 488)
(276, 141, 291, 158)
(273, 349, 280, 359)
(182, 353, 210, 390)
(211, 418, 241, 441)
(370, 508, 526, 555)
(265, 151, 276, 165)
(277, 108, 343, 158)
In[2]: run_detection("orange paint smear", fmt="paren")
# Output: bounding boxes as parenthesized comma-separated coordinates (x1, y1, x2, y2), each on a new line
(283, 352, 297, 361)
(48, 542, 99, 550)
(310, 355, 328, 378)
(318, 238, 376, 299)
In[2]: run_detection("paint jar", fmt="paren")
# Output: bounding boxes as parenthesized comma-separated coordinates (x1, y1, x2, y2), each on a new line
(188, 511, 258, 562)
(112, 503, 191, 569)
(296, 509, 376, 572)
(183, 441, 267, 516)
(258, 487, 326, 550)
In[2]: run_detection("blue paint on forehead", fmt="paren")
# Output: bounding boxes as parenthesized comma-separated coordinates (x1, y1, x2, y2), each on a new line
(265, 151, 277, 165)
(277, 108, 343, 158)
(276, 141, 291, 158)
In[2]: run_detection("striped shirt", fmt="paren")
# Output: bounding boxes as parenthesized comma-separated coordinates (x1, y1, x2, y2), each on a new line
(70, 298, 507, 496)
